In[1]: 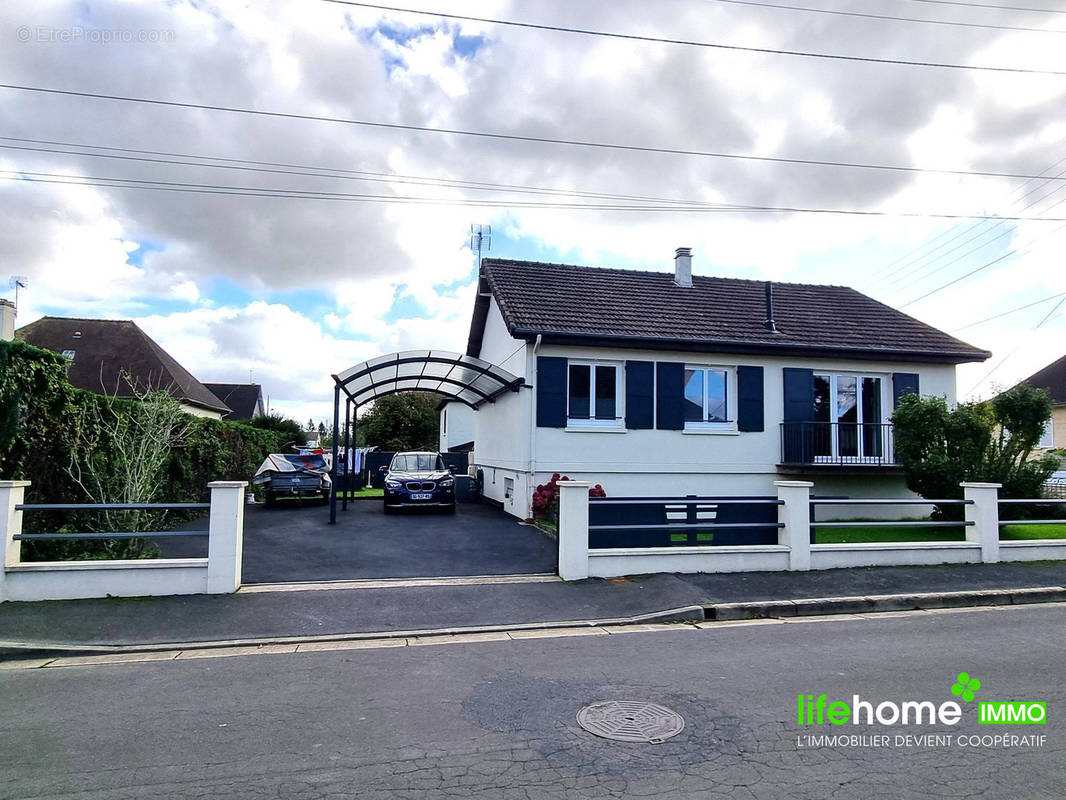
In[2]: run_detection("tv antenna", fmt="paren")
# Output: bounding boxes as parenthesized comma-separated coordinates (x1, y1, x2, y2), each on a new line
(9, 276, 28, 310)
(469, 224, 491, 267)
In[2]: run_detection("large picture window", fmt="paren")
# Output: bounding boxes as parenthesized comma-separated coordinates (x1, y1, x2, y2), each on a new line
(683, 366, 732, 428)
(568, 362, 621, 426)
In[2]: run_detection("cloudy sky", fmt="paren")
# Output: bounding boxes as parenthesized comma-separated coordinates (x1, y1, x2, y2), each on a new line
(1, 0, 1064, 424)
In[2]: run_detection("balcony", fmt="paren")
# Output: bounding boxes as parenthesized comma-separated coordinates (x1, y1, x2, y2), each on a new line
(779, 422, 898, 469)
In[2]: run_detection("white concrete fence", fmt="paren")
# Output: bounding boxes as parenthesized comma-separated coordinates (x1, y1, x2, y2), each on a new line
(558, 480, 1066, 580)
(0, 480, 247, 602)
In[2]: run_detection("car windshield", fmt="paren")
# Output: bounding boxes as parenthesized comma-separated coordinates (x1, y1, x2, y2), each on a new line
(390, 454, 444, 472)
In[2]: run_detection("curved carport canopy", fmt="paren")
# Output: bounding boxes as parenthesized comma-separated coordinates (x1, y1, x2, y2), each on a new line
(329, 350, 525, 522)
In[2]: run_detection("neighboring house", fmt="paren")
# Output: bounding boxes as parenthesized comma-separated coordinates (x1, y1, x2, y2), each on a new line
(438, 399, 475, 454)
(16, 316, 230, 419)
(204, 383, 265, 421)
(1015, 352, 1066, 451)
(464, 250, 991, 519)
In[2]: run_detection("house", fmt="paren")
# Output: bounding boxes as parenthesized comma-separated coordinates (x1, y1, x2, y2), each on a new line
(204, 383, 265, 421)
(16, 316, 230, 419)
(458, 249, 991, 519)
(1015, 352, 1066, 451)
(437, 399, 475, 455)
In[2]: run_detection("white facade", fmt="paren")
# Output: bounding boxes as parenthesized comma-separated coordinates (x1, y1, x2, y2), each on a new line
(471, 296, 959, 520)
(438, 402, 475, 452)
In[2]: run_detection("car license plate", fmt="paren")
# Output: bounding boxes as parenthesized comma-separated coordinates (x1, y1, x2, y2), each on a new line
(411, 493, 432, 500)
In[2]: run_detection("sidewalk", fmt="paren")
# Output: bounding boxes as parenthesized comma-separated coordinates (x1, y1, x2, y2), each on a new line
(1, 562, 1063, 654)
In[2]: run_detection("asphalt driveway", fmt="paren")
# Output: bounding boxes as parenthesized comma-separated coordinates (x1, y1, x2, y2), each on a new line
(235, 499, 557, 583)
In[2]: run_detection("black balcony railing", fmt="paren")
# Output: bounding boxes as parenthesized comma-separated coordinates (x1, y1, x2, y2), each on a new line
(780, 422, 896, 466)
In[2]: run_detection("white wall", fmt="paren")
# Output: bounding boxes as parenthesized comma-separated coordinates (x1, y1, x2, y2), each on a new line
(439, 402, 475, 452)
(471, 297, 534, 517)
(472, 321, 961, 517)
(182, 403, 224, 420)
(530, 343, 956, 502)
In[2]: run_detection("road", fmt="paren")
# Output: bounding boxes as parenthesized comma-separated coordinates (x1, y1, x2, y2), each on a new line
(2, 605, 1064, 799)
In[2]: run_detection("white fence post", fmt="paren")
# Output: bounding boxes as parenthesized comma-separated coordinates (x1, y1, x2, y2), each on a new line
(0, 480, 31, 601)
(775, 480, 813, 571)
(207, 481, 247, 594)
(961, 482, 1001, 564)
(557, 481, 590, 581)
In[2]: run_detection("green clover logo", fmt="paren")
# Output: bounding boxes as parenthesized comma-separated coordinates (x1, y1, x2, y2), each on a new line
(951, 672, 981, 703)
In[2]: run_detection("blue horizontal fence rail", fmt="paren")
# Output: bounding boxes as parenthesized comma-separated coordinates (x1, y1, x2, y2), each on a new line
(808, 498, 973, 537)
(588, 496, 783, 549)
(13, 502, 210, 542)
(997, 498, 1066, 527)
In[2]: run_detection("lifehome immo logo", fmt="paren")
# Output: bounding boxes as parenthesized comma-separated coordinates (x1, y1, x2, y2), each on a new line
(795, 673, 1047, 749)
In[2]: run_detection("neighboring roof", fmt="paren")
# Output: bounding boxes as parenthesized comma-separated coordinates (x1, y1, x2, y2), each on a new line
(204, 383, 264, 421)
(1016, 352, 1066, 404)
(334, 350, 524, 409)
(16, 316, 230, 414)
(467, 258, 991, 364)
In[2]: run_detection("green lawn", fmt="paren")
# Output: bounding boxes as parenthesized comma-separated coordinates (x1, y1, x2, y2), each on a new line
(336, 487, 383, 498)
(813, 521, 1066, 544)
(1000, 524, 1066, 540)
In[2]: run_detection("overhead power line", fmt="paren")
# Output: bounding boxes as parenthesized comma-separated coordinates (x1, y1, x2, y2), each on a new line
(966, 295, 1066, 397)
(4, 83, 1066, 185)
(952, 292, 1066, 331)
(709, 0, 1066, 33)
(8, 166, 1066, 220)
(898, 218, 1066, 307)
(900, 0, 1066, 15)
(320, 0, 1066, 74)
(0, 137, 732, 208)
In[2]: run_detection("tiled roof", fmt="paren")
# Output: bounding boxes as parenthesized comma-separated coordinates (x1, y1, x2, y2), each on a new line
(1016, 352, 1066, 404)
(16, 317, 230, 414)
(469, 259, 990, 363)
(204, 383, 264, 421)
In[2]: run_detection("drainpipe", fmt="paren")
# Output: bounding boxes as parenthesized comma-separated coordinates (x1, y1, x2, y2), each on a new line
(527, 334, 542, 518)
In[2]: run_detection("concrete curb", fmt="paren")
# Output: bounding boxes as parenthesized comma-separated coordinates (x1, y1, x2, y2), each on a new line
(0, 604, 705, 660)
(704, 585, 1066, 620)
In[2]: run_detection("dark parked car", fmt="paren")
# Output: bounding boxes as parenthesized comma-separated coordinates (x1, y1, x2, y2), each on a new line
(382, 451, 456, 513)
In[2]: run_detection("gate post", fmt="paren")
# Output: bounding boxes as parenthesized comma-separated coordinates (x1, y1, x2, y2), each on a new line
(558, 481, 590, 581)
(961, 482, 1001, 563)
(775, 480, 813, 571)
(0, 480, 31, 601)
(207, 481, 247, 594)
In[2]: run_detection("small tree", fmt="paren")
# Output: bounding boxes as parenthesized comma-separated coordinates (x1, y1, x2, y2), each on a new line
(357, 392, 440, 451)
(892, 385, 1058, 518)
(249, 413, 303, 446)
(67, 375, 193, 557)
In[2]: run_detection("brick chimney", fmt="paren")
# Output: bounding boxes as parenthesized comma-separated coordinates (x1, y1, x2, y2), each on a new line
(673, 247, 692, 288)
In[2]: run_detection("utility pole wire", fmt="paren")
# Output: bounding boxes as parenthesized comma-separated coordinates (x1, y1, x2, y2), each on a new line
(4, 83, 1066, 184)
(709, 0, 1066, 33)
(320, 0, 1066, 75)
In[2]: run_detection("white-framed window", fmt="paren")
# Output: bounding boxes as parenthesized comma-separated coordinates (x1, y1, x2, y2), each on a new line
(1039, 420, 1055, 449)
(683, 366, 734, 430)
(813, 372, 889, 461)
(567, 361, 623, 427)
(504, 477, 514, 500)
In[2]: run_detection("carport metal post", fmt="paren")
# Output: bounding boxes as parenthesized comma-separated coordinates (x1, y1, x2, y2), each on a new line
(342, 397, 351, 512)
(329, 382, 340, 525)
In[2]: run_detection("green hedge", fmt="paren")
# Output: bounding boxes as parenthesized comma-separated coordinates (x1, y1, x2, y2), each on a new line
(0, 338, 289, 558)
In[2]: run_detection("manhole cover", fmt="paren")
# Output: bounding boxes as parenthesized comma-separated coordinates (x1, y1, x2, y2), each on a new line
(576, 701, 685, 744)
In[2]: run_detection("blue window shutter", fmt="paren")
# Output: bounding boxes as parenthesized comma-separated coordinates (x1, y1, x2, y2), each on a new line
(536, 356, 568, 428)
(782, 367, 814, 462)
(892, 373, 920, 408)
(625, 361, 654, 429)
(656, 362, 684, 430)
(736, 366, 764, 432)
(782, 368, 814, 423)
